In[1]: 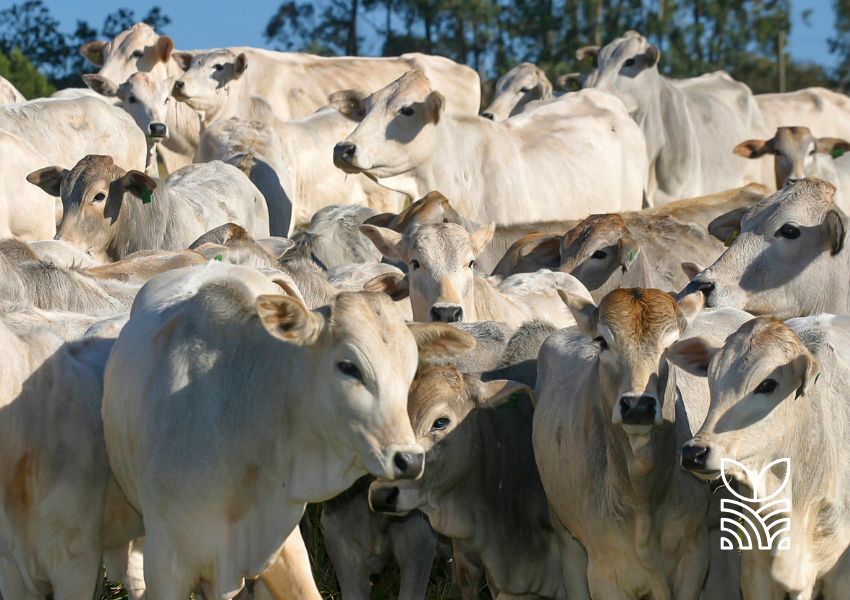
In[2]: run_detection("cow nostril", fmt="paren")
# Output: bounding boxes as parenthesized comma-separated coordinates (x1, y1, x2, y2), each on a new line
(482, 112, 495, 120)
(343, 145, 356, 159)
(394, 452, 409, 473)
(392, 451, 424, 479)
(430, 305, 463, 323)
(681, 444, 710, 470)
(619, 397, 630, 415)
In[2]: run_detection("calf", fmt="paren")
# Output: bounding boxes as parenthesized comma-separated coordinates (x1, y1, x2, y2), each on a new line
(361, 221, 590, 327)
(28, 154, 269, 262)
(101, 263, 474, 597)
(370, 364, 565, 599)
(734, 126, 850, 211)
(672, 315, 850, 598)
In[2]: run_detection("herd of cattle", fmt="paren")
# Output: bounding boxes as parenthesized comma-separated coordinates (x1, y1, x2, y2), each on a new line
(3, 20, 850, 600)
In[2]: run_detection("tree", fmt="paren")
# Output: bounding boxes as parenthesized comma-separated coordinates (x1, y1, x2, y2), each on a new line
(831, 0, 850, 90)
(0, 0, 68, 79)
(0, 47, 53, 98)
(265, 0, 360, 55)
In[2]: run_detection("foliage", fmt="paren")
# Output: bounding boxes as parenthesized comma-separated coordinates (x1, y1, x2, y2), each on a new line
(831, 0, 850, 90)
(0, 47, 53, 98)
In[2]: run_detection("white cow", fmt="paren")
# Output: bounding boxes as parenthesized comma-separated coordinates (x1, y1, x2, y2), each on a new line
(481, 62, 553, 121)
(579, 31, 764, 204)
(101, 262, 474, 597)
(195, 109, 404, 233)
(673, 315, 850, 598)
(0, 131, 54, 240)
(684, 178, 850, 319)
(0, 75, 23, 104)
(757, 88, 850, 140)
(27, 155, 269, 262)
(333, 71, 646, 225)
(172, 47, 481, 125)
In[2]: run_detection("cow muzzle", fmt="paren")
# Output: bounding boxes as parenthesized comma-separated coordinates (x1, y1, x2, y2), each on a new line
(149, 122, 168, 140)
(369, 485, 400, 513)
(616, 394, 659, 427)
(680, 440, 719, 479)
(430, 303, 463, 323)
(333, 141, 362, 173)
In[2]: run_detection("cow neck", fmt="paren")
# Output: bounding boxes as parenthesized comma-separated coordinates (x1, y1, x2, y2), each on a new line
(198, 80, 252, 129)
(631, 74, 671, 169)
(107, 188, 169, 261)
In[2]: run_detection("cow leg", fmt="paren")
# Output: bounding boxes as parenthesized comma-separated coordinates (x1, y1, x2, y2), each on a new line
(258, 528, 321, 600)
(550, 520, 591, 600)
(104, 538, 146, 600)
(0, 555, 39, 600)
(451, 541, 487, 600)
(143, 531, 195, 600)
(739, 551, 783, 600)
(49, 550, 102, 600)
(389, 511, 436, 600)
(587, 561, 631, 600)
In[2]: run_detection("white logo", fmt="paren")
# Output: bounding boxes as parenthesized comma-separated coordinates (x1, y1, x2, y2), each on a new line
(719, 457, 791, 551)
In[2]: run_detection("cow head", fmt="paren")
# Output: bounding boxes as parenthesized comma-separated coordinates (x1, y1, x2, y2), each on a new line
(671, 317, 819, 483)
(481, 63, 553, 121)
(581, 30, 660, 114)
(27, 154, 157, 263)
(171, 49, 247, 114)
(559, 288, 703, 442)
(734, 126, 850, 190)
(360, 221, 495, 323)
(559, 214, 645, 298)
(683, 179, 848, 318)
(84, 72, 175, 141)
(257, 292, 474, 482)
(368, 363, 530, 515)
(332, 71, 445, 179)
(81, 22, 174, 85)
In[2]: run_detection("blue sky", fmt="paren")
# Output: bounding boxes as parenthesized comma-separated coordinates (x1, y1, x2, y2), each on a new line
(23, 0, 840, 69)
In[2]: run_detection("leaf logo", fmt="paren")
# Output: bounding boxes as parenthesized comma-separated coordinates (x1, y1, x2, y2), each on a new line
(719, 458, 792, 551)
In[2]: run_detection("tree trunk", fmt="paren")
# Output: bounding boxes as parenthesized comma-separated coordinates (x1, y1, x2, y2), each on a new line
(347, 0, 359, 55)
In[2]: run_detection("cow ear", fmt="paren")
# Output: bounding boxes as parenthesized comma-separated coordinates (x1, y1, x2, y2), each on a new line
(824, 209, 847, 255)
(575, 45, 599, 62)
(643, 45, 661, 67)
(667, 335, 723, 377)
(425, 90, 445, 124)
(681, 261, 704, 280)
(469, 222, 495, 256)
(232, 53, 248, 78)
(173, 52, 193, 71)
(363, 212, 396, 228)
(521, 235, 561, 262)
(535, 72, 553, 99)
(328, 89, 368, 121)
(408, 323, 476, 361)
(80, 40, 106, 66)
(364, 271, 410, 301)
(733, 139, 773, 159)
(792, 351, 820, 399)
(82, 74, 118, 97)
(708, 206, 748, 245)
(470, 378, 533, 408)
(617, 237, 640, 272)
(26, 166, 67, 197)
(155, 36, 174, 63)
(556, 72, 583, 91)
(676, 291, 705, 332)
(256, 294, 323, 345)
(816, 137, 850, 159)
(358, 225, 405, 260)
(120, 171, 158, 200)
(557, 289, 597, 338)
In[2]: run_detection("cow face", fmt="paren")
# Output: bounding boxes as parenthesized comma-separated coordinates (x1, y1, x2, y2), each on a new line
(559, 214, 642, 293)
(734, 126, 850, 189)
(684, 179, 848, 319)
(332, 71, 445, 179)
(481, 63, 553, 121)
(580, 31, 660, 114)
(368, 364, 529, 514)
(172, 49, 247, 114)
(26, 155, 156, 263)
(81, 22, 174, 86)
(84, 72, 174, 141)
(560, 288, 703, 438)
(257, 292, 474, 481)
(360, 222, 495, 323)
(671, 318, 819, 482)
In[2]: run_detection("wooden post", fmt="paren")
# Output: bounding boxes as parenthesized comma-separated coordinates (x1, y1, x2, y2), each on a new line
(778, 30, 786, 92)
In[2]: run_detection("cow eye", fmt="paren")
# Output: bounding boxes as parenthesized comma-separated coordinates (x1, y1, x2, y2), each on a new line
(776, 224, 801, 239)
(519, 86, 531, 93)
(410, 259, 420, 269)
(131, 50, 143, 58)
(754, 378, 778, 394)
(213, 64, 224, 71)
(93, 192, 106, 202)
(591, 250, 608, 259)
(128, 95, 137, 104)
(468, 260, 476, 269)
(337, 360, 363, 382)
(431, 417, 450, 431)
(594, 336, 608, 350)
(400, 106, 415, 116)
(624, 58, 636, 67)
(164, 97, 170, 105)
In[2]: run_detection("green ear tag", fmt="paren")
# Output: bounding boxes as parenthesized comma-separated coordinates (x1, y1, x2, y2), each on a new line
(724, 230, 739, 247)
(628, 249, 637, 263)
(832, 148, 846, 159)
(141, 189, 152, 204)
(214, 254, 223, 262)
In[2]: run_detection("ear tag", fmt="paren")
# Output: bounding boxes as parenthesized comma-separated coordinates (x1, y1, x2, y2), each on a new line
(141, 189, 153, 204)
(724, 230, 739, 247)
(214, 254, 223, 262)
(628, 249, 637, 263)
(832, 148, 845, 159)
